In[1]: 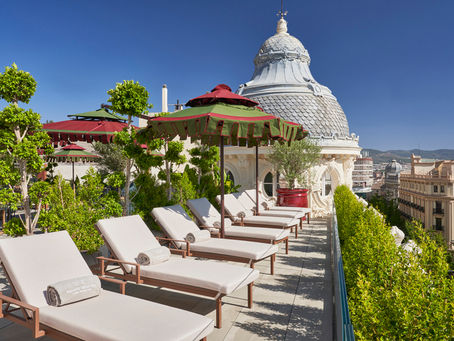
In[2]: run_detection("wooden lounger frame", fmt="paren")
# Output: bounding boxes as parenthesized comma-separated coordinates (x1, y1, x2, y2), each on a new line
(0, 265, 135, 341)
(94, 231, 253, 329)
(153, 219, 277, 275)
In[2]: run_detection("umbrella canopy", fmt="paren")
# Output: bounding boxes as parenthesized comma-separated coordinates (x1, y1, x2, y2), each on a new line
(185, 84, 258, 108)
(139, 102, 304, 146)
(48, 144, 99, 162)
(138, 84, 306, 238)
(43, 107, 135, 146)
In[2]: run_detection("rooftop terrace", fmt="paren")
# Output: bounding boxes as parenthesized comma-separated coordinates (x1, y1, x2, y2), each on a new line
(0, 219, 333, 340)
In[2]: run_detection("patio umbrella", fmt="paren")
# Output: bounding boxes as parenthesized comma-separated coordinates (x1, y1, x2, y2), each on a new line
(43, 107, 136, 146)
(47, 144, 99, 187)
(138, 84, 306, 237)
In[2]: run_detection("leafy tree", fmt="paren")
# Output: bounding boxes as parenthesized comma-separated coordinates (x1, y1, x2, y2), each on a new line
(92, 141, 127, 176)
(158, 141, 186, 200)
(0, 63, 53, 234)
(39, 171, 122, 253)
(269, 139, 321, 189)
(107, 80, 152, 215)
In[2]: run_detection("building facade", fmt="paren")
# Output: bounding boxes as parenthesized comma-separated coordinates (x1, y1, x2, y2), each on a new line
(380, 159, 403, 201)
(226, 17, 360, 217)
(352, 154, 373, 197)
(398, 154, 454, 250)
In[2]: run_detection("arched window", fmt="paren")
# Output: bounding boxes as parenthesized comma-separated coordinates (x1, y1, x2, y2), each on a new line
(263, 172, 274, 196)
(321, 171, 332, 197)
(226, 170, 235, 186)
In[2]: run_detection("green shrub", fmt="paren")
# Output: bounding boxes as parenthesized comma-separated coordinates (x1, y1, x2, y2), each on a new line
(3, 217, 26, 236)
(335, 185, 454, 340)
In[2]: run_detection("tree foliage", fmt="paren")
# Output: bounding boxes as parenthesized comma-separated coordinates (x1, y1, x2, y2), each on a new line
(334, 185, 454, 340)
(0, 63, 53, 234)
(39, 170, 122, 253)
(107, 80, 152, 215)
(269, 139, 321, 189)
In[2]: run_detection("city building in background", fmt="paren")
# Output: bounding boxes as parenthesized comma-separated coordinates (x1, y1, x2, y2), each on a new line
(398, 154, 454, 250)
(352, 152, 373, 197)
(379, 159, 403, 201)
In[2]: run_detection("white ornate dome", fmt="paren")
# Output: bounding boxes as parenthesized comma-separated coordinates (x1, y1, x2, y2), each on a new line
(238, 18, 357, 143)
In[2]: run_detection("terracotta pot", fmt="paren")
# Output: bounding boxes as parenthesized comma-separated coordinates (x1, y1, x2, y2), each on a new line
(276, 188, 308, 207)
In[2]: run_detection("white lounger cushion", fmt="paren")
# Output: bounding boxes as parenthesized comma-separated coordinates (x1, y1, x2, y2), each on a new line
(183, 238, 278, 261)
(97, 215, 162, 273)
(0, 231, 214, 341)
(0, 231, 93, 308)
(135, 259, 258, 295)
(40, 290, 213, 341)
(234, 192, 305, 219)
(187, 198, 289, 240)
(153, 204, 278, 259)
(225, 226, 289, 241)
(97, 215, 260, 293)
(219, 194, 299, 227)
(152, 205, 200, 247)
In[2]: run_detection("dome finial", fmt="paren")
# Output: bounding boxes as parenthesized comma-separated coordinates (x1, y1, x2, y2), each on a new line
(276, 0, 288, 34)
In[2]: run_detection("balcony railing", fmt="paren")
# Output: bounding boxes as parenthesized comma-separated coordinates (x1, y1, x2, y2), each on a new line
(433, 208, 444, 214)
(332, 207, 355, 340)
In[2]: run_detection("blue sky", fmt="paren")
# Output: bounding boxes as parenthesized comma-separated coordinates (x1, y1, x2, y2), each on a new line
(1, 0, 453, 150)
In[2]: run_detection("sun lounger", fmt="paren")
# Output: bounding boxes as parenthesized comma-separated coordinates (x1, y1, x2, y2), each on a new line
(244, 189, 311, 223)
(187, 198, 290, 254)
(218, 194, 300, 238)
(96, 215, 259, 328)
(151, 205, 278, 274)
(0, 231, 213, 340)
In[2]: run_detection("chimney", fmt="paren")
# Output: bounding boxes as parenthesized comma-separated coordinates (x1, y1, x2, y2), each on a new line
(162, 84, 168, 113)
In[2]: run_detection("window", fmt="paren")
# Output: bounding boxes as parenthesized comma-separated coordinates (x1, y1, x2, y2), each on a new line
(440, 185, 445, 193)
(434, 185, 438, 193)
(226, 170, 235, 186)
(321, 171, 332, 197)
(435, 218, 443, 231)
(263, 172, 273, 196)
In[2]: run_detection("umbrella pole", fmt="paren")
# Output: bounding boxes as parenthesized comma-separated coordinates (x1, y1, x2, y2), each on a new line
(256, 144, 259, 215)
(72, 161, 75, 191)
(220, 137, 225, 238)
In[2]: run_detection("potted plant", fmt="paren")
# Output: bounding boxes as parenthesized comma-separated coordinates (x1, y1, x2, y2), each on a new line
(269, 139, 321, 207)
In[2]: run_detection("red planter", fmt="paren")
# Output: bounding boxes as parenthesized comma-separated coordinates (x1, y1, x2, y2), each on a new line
(276, 188, 308, 207)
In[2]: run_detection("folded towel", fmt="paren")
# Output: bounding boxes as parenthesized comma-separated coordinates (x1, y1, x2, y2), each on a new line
(185, 230, 211, 244)
(137, 246, 171, 265)
(213, 219, 232, 229)
(47, 275, 101, 307)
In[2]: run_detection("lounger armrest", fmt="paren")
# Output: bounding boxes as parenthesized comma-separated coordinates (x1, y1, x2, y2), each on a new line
(98, 276, 126, 295)
(0, 293, 45, 338)
(155, 237, 191, 257)
(96, 256, 142, 284)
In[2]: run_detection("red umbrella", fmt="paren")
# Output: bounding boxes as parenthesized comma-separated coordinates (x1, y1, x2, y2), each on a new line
(47, 144, 99, 188)
(185, 84, 258, 107)
(43, 107, 137, 146)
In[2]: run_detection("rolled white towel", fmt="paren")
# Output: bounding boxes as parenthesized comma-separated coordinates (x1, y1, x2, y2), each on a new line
(47, 275, 101, 307)
(390, 226, 405, 246)
(137, 246, 171, 265)
(213, 219, 232, 229)
(185, 230, 211, 244)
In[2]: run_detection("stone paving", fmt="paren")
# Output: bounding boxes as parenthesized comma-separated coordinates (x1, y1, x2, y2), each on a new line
(0, 219, 332, 340)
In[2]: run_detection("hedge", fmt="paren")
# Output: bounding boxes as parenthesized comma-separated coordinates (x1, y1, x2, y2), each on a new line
(334, 185, 454, 340)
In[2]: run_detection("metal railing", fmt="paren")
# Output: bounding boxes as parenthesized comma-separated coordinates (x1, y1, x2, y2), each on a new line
(332, 208, 355, 341)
